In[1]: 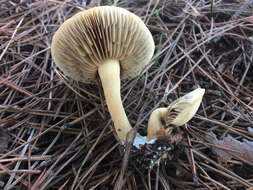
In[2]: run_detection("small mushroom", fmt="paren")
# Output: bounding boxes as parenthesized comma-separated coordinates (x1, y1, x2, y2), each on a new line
(147, 88, 205, 140)
(51, 6, 155, 141)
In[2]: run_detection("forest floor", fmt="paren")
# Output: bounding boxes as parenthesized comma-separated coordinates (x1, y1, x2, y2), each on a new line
(0, 0, 253, 189)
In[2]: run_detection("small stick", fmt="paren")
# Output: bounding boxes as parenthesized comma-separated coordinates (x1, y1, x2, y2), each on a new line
(0, 170, 41, 174)
(185, 126, 198, 185)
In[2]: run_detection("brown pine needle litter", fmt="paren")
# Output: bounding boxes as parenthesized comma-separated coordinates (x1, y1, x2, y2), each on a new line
(0, 0, 253, 189)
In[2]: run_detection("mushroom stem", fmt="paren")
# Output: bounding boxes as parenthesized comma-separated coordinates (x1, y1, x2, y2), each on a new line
(147, 108, 169, 141)
(98, 59, 132, 141)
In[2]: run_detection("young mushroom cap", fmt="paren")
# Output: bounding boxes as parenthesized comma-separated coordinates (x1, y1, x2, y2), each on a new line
(147, 88, 205, 140)
(51, 6, 155, 141)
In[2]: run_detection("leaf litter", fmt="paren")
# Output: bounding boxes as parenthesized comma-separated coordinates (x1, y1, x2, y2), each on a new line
(0, 0, 253, 189)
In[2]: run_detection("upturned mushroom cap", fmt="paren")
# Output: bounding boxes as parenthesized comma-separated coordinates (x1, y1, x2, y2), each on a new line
(51, 6, 155, 83)
(147, 88, 205, 140)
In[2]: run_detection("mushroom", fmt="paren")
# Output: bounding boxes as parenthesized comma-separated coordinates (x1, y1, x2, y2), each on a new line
(51, 6, 155, 141)
(147, 88, 205, 140)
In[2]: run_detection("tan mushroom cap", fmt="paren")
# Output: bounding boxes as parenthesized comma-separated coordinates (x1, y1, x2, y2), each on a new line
(51, 6, 155, 83)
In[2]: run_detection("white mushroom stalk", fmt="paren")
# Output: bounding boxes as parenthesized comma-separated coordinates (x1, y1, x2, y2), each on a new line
(146, 88, 205, 141)
(98, 60, 131, 141)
